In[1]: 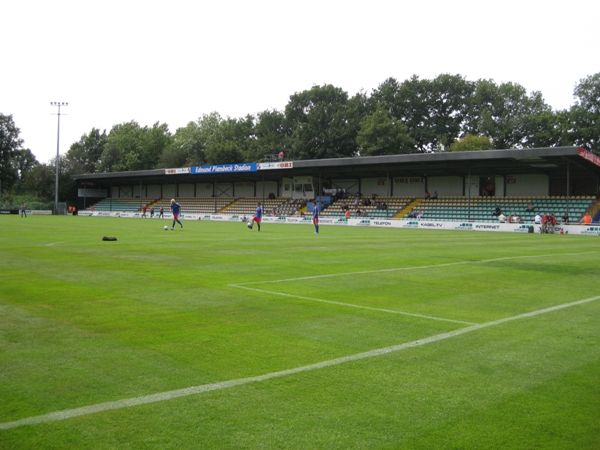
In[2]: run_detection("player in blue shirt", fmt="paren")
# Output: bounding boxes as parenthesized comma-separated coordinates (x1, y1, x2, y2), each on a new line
(170, 199, 184, 230)
(312, 201, 320, 234)
(248, 202, 263, 231)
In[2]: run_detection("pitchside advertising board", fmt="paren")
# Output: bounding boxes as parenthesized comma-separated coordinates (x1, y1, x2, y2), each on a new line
(81, 212, 600, 235)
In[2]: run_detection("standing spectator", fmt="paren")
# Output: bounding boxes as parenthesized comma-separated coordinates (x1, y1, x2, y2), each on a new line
(580, 212, 592, 224)
(248, 202, 263, 231)
(20, 203, 27, 218)
(541, 213, 549, 233)
(549, 213, 557, 233)
(345, 209, 351, 219)
(170, 199, 183, 230)
(312, 201, 320, 234)
(534, 213, 542, 224)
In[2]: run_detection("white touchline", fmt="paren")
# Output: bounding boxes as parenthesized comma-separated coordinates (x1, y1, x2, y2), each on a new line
(235, 251, 597, 285)
(1, 295, 599, 431)
(229, 284, 477, 325)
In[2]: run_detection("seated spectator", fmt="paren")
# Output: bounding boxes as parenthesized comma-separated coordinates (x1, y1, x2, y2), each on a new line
(498, 213, 506, 223)
(562, 212, 569, 224)
(381, 202, 388, 210)
(345, 209, 351, 219)
(424, 191, 430, 200)
(356, 208, 362, 217)
(363, 198, 371, 206)
(492, 205, 502, 217)
(534, 213, 542, 224)
(407, 208, 416, 218)
(431, 191, 438, 200)
(416, 210, 424, 219)
(513, 214, 521, 223)
(507, 215, 513, 223)
(526, 201, 535, 212)
(342, 202, 349, 211)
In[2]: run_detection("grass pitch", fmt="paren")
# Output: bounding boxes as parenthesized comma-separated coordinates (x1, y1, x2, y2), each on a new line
(0, 216, 599, 449)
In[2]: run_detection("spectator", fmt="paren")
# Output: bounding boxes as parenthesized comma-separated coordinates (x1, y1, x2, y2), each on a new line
(342, 202, 349, 211)
(353, 196, 359, 207)
(424, 191, 430, 200)
(580, 212, 592, 224)
(562, 212, 569, 224)
(541, 213, 549, 233)
(534, 213, 542, 224)
(417, 210, 424, 219)
(549, 213, 557, 233)
(498, 213, 506, 223)
(407, 208, 416, 218)
(431, 191, 438, 200)
(356, 208, 362, 217)
(492, 205, 502, 217)
(381, 202, 388, 210)
(345, 209, 351, 219)
(526, 201, 535, 212)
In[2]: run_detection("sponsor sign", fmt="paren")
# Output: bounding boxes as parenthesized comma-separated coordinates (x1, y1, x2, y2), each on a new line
(512, 225, 531, 233)
(401, 220, 420, 228)
(372, 220, 393, 227)
(319, 218, 348, 225)
(419, 222, 444, 228)
(77, 188, 107, 198)
(0, 210, 18, 214)
(191, 163, 257, 174)
(456, 223, 474, 231)
(165, 167, 191, 175)
(474, 224, 498, 230)
(257, 162, 293, 170)
(578, 148, 600, 168)
(580, 226, 600, 236)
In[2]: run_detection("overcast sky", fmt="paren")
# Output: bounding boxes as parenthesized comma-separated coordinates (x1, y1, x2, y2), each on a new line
(2, 0, 598, 164)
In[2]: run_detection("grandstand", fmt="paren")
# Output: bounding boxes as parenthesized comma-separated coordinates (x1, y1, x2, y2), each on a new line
(84, 195, 598, 224)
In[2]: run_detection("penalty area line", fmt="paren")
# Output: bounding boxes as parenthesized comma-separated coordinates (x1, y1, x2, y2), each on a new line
(228, 284, 477, 325)
(1, 295, 598, 431)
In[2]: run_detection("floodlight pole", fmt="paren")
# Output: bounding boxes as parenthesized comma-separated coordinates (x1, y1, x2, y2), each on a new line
(51, 102, 68, 215)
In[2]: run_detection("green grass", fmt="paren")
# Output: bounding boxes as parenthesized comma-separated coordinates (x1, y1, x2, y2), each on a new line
(1, 216, 599, 449)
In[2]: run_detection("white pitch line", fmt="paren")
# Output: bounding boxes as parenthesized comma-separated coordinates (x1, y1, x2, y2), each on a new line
(1, 295, 599, 431)
(236, 251, 598, 285)
(229, 284, 477, 325)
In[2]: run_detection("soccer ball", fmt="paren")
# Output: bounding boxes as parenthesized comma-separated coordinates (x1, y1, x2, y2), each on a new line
(164, 226, 168, 231)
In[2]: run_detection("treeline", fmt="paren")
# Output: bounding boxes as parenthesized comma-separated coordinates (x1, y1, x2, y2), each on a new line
(1, 73, 599, 205)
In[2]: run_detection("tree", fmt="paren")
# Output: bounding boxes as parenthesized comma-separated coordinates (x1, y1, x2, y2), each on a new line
(284, 84, 361, 160)
(0, 113, 24, 191)
(570, 73, 600, 152)
(357, 105, 415, 156)
(9, 149, 38, 193)
(65, 128, 107, 174)
(98, 121, 171, 172)
(449, 134, 493, 152)
(468, 80, 551, 149)
(251, 109, 286, 162)
(371, 74, 474, 152)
